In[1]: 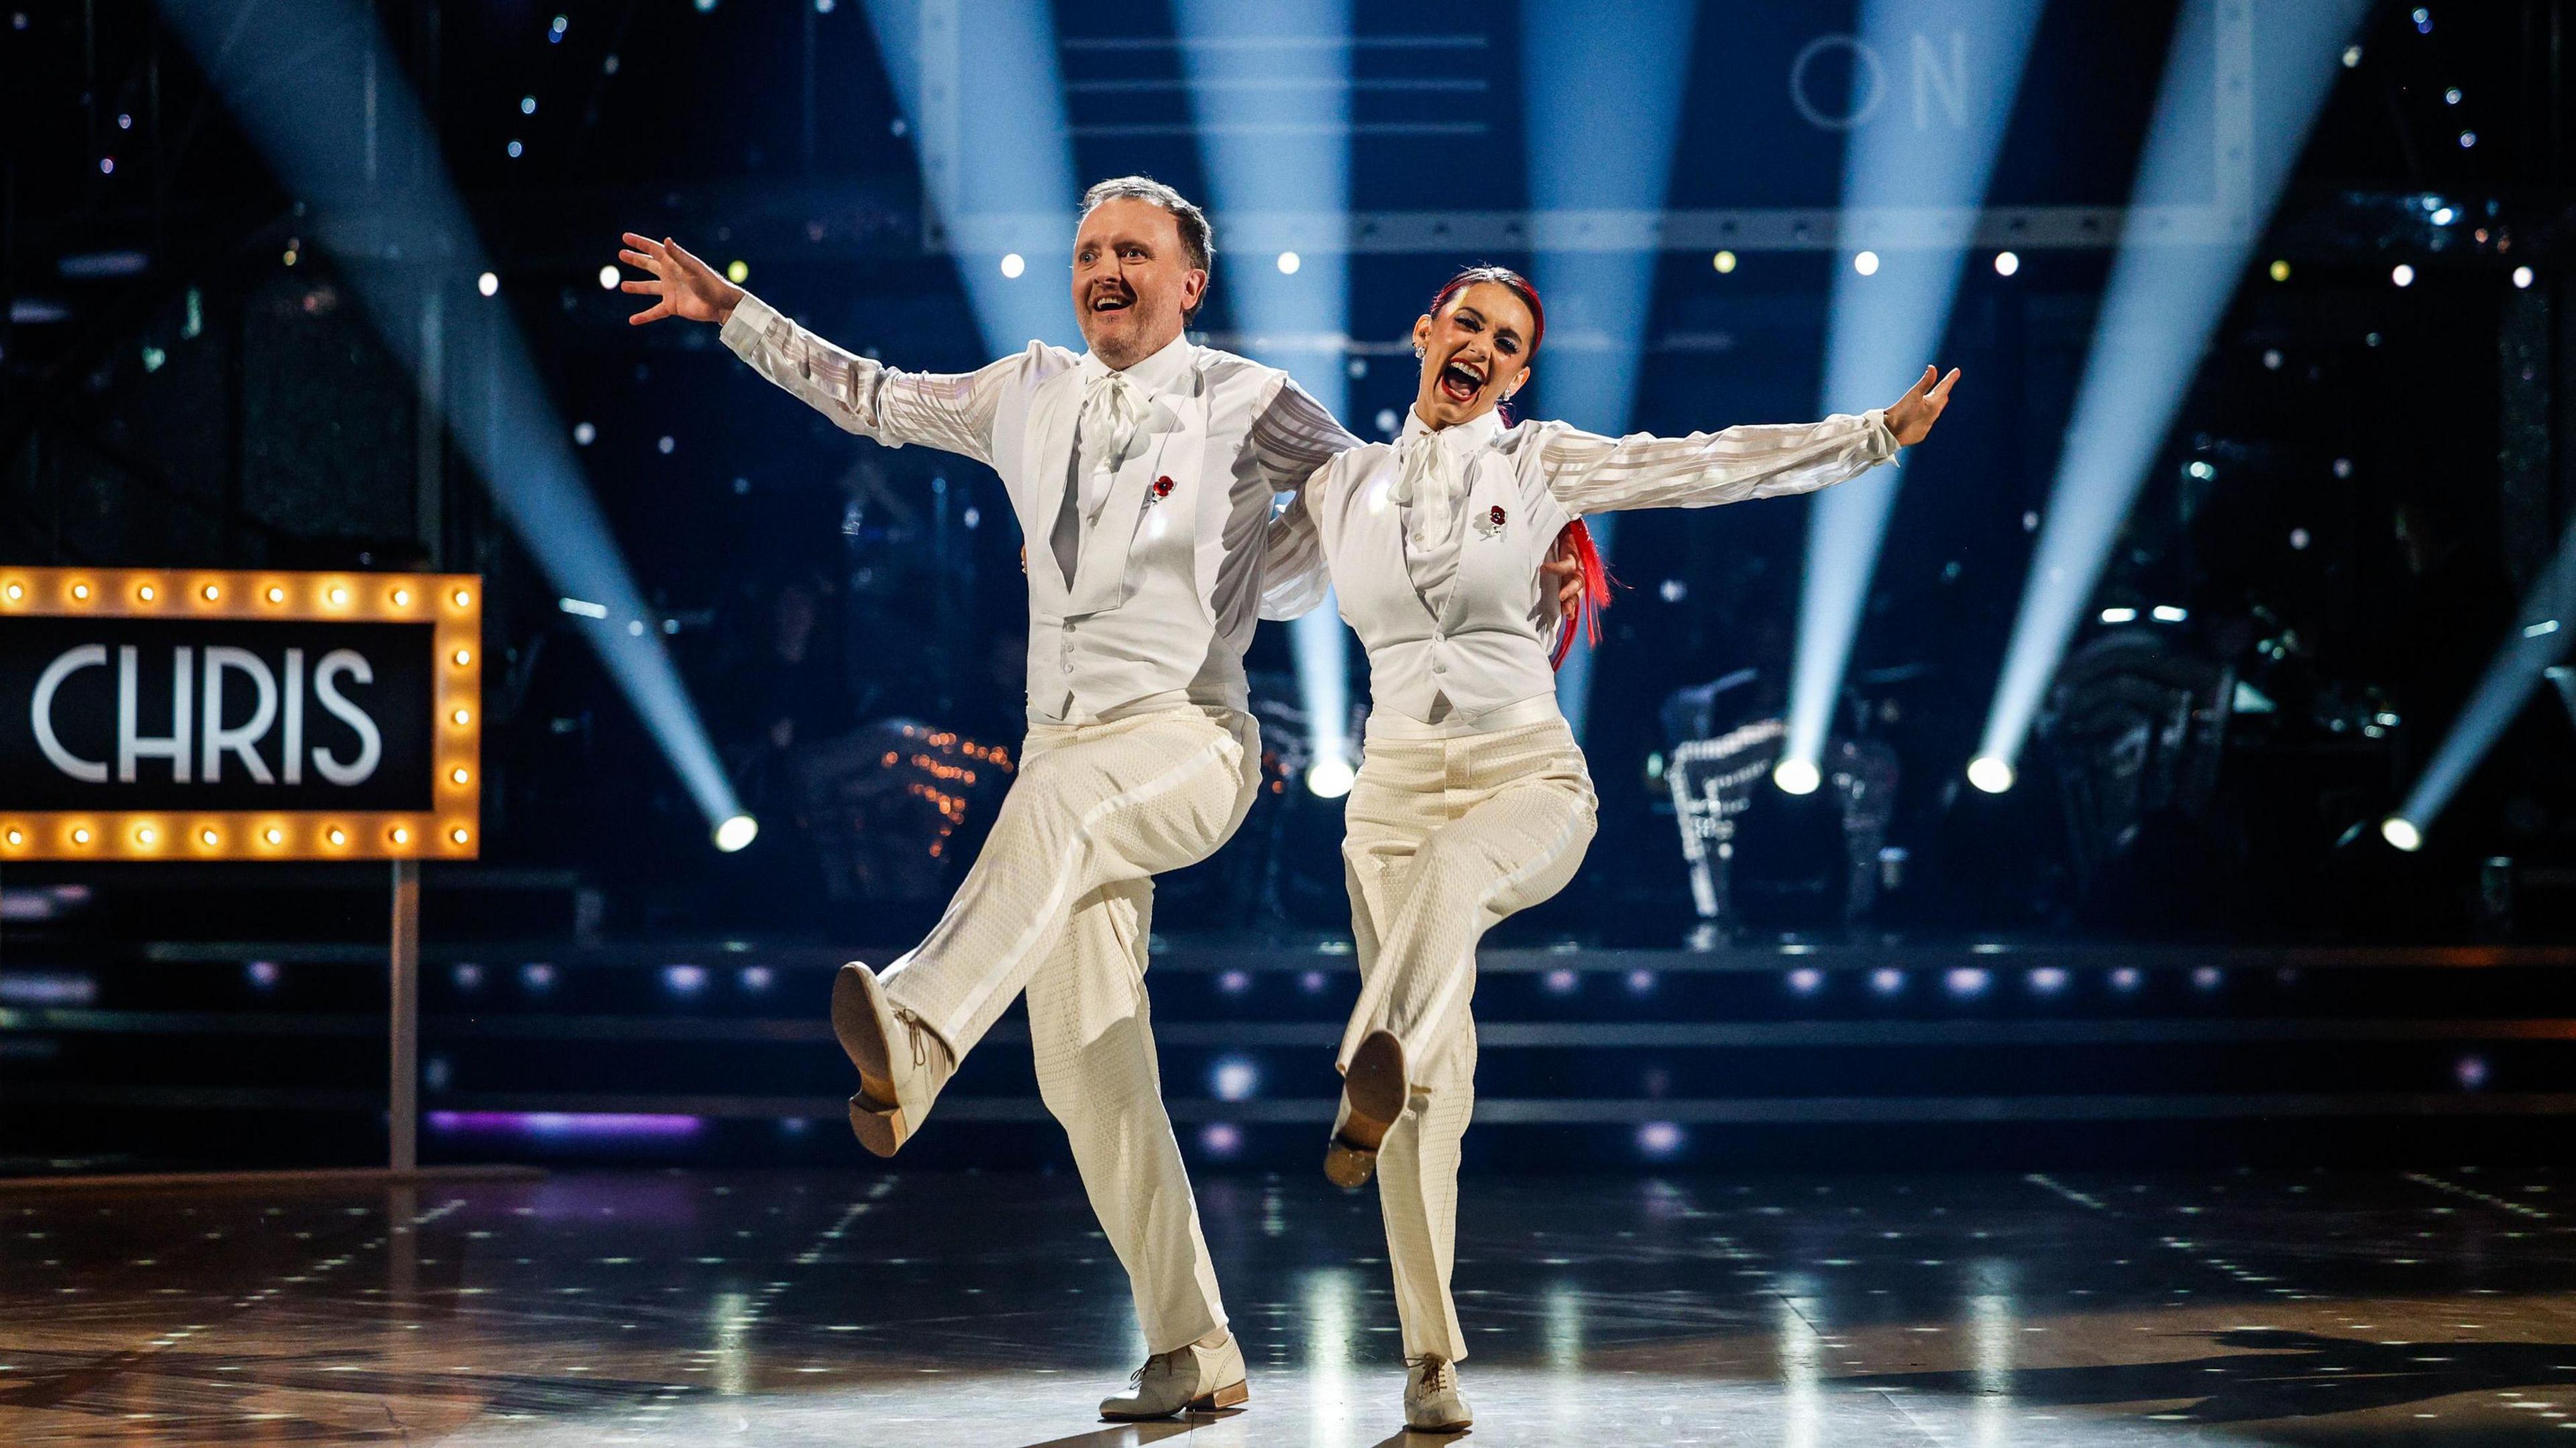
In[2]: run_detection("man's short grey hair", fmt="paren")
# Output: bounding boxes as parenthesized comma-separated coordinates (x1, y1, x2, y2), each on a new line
(1079, 175, 1214, 276)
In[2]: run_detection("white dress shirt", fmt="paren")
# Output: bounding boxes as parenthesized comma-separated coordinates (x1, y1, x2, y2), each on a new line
(719, 292, 1354, 724)
(1273, 403, 1900, 728)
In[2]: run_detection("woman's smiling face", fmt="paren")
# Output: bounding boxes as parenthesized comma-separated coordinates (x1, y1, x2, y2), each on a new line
(1411, 280, 1535, 430)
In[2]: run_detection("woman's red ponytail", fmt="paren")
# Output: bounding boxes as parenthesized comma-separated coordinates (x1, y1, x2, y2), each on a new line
(1549, 519, 1612, 670)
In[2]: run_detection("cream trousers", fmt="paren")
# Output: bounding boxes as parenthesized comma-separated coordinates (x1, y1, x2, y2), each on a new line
(880, 704, 1260, 1354)
(1338, 714, 1597, 1362)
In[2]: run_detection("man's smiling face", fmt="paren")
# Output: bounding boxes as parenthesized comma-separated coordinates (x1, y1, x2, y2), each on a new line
(1071, 199, 1205, 370)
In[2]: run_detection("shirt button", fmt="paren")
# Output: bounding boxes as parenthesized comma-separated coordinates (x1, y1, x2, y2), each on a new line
(1432, 661, 1448, 674)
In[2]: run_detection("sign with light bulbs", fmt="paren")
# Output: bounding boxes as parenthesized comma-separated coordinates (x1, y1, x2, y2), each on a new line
(0, 568, 482, 860)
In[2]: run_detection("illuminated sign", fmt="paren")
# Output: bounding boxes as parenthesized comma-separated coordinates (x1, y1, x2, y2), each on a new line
(0, 568, 481, 860)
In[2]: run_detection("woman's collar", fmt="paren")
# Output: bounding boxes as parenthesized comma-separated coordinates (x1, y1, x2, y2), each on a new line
(1399, 403, 1507, 450)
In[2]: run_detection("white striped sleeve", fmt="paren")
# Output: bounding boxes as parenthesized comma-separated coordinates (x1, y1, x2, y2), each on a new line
(718, 290, 1012, 467)
(1257, 475, 1332, 622)
(1246, 375, 1363, 494)
(1529, 409, 1899, 516)
(1247, 376, 1359, 620)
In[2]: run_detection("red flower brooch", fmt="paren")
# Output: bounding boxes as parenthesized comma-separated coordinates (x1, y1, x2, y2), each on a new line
(1151, 476, 1175, 503)
(1489, 505, 1507, 527)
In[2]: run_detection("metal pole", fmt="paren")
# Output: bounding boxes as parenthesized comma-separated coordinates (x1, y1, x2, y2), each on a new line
(389, 859, 421, 1172)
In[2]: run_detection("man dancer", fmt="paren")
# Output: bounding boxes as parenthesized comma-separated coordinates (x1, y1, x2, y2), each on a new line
(621, 179, 1574, 1420)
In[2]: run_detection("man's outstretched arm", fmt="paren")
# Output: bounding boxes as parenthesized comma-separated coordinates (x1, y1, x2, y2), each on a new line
(619, 232, 1009, 466)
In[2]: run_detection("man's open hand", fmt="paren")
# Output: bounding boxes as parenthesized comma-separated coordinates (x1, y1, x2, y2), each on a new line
(616, 233, 743, 327)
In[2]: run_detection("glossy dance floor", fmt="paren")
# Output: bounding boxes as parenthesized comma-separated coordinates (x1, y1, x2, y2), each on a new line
(7, 1168, 2576, 1445)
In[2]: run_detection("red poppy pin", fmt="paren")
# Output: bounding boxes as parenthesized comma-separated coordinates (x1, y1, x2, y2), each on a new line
(1151, 476, 1175, 502)
(1489, 505, 1507, 527)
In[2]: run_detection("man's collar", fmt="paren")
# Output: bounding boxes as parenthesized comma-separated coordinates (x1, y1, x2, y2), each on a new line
(1080, 331, 1196, 397)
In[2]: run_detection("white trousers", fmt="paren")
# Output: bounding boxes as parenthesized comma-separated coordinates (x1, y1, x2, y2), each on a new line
(1338, 715, 1597, 1362)
(881, 704, 1260, 1354)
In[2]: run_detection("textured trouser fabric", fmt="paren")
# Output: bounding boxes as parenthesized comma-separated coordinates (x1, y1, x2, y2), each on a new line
(881, 704, 1260, 1353)
(1338, 716, 1597, 1362)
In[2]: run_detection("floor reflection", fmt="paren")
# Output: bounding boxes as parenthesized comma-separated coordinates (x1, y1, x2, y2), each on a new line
(3, 1167, 2575, 1444)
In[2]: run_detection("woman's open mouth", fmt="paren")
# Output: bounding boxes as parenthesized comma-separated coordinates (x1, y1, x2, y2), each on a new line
(1437, 359, 1484, 404)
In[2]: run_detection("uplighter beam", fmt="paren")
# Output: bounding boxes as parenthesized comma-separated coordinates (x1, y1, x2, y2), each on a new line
(1974, 0, 2370, 774)
(2392, 515, 2576, 844)
(1523, 0, 1698, 742)
(160, 0, 744, 834)
(860, 0, 1080, 353)
(1174, 0, 1356, 779)
(1784, 0, 2043, 777)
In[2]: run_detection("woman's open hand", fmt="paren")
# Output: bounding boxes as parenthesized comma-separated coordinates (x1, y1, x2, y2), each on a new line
(618, 233, 742, 327)
(1884, 364, 1962, 446)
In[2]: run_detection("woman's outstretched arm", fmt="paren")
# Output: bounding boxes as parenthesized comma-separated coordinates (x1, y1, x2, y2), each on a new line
(1533, 365, 1958, 514)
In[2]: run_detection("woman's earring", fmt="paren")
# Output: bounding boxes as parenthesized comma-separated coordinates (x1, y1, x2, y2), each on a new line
(1413, 345, 1426, 359)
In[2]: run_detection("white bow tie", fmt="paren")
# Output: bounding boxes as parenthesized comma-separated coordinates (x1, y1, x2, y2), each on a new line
(1078, 371, 1159, 518)
(1389, 433, 1468, 550)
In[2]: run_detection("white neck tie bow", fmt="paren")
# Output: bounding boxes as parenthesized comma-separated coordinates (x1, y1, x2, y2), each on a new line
(1389, 432, 1467, 551)
(1079, 372, 1154, 516)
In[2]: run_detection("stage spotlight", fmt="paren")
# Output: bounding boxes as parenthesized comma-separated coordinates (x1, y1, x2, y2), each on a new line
(2381, 816, 2423, 852)
(2514, 266, 2535, 289)
(1305, 756, 1356, 800)
(1772, 757, 1823, 795)
(1175, 0, 1356, 782)
(1785, 0, 2044, 786)
(1527, 0, 1698, 740)
(1970, 0, 2370, 779)
(1967, 755, 2015, 795)
(476, 271, 499, 297)
(2392, 264, 2416, 288)
(713, 814, 760, 852)
(999, 253, 1024, 279)
(596, 264, 619, 290)
(1713, 250, 1738, 274)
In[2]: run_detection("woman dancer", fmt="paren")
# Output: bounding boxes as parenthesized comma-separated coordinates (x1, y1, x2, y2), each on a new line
(1280, 266, 1955, 1432)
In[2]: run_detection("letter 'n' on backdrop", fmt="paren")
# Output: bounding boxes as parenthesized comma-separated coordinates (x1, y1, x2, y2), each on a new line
(0, 568, 482, 862)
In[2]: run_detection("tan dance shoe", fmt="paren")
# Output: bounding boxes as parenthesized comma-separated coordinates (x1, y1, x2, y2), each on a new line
(1099, 1330, 1249, 1420)
(1324, 1027, 1408, 1188)
(1404, 1355, 1472, 1433)
(829, 962, 954, 1158)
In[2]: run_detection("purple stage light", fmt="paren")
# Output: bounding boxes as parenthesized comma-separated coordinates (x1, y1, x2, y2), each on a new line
(426, 1112, 704, 1139)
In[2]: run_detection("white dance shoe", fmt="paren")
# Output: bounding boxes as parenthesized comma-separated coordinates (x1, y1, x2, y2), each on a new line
(1324, 1028, 1408, 1188)
(1404, 1355, 1473, 1433)
(829, 962, 954, 1158)
(1099, 1330, 1249, 1420)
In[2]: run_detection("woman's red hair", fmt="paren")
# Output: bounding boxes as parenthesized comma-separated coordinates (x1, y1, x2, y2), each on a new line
(1427, 265, 1609, 669)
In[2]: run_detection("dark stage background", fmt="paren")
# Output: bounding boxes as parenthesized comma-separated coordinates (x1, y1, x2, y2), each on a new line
(3, 0, 2575, 1178)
